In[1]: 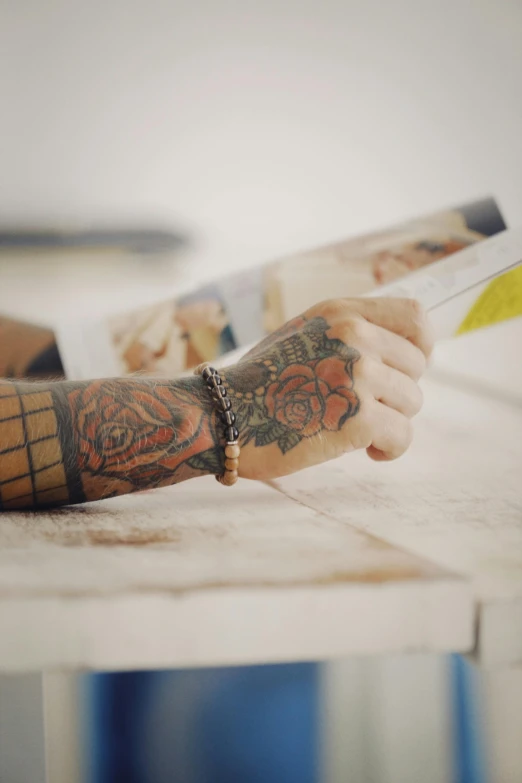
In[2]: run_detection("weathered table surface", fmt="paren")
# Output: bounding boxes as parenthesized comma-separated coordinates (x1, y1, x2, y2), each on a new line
(0, 321, 520, 672)
(274, 374, 522, 668)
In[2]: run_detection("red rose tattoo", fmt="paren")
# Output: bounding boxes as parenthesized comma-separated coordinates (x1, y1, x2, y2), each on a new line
(62, 315, 361, 500)
(265, 358, 358, 437)
(68, 380, 214, 489)
(224, 316, 360, 454)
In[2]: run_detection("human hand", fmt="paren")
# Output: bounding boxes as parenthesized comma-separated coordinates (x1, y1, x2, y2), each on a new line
(221, 298, 433, 481)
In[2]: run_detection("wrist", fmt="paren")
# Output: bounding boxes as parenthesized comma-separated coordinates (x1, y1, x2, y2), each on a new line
(172, 376, 226, 478)
(189, 367, 244, 485)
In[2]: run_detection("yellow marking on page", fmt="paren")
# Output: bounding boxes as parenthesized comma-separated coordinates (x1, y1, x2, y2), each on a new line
(456, 264, 522, 335)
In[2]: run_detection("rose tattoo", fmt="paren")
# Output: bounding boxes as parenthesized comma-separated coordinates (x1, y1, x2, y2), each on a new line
(223, 316, 360, 454)
(69, 380, 213, 488)
(265, 358, 358, 437)
(66, 316, 360, 494)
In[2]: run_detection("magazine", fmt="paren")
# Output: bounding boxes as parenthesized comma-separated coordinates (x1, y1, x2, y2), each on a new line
(372, 225, 522, 340)
(56, 198, 521, 380)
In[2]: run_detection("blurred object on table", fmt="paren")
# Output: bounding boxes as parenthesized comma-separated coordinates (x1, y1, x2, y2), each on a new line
(0, 225, 188, 256)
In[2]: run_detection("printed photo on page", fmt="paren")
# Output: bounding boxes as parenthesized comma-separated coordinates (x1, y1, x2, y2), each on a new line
(109, 284, 239, 376)
(57, 197, 508, 380)
(262, 197, 506, 326)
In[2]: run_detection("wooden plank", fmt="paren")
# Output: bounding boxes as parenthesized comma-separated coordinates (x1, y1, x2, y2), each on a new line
(0, 478, 471, 671)
(272, 371, 522, 668)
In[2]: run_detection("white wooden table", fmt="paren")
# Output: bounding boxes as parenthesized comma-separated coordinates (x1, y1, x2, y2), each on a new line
(1, 321, 520, 674)
(0, 473, 473, 672)
(274, 358, 522, 669)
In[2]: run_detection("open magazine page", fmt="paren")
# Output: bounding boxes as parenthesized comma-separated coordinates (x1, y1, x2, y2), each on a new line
(219, 227, 522, 367)
(56, 198, 514, 380)
(372, 226, 522, 340)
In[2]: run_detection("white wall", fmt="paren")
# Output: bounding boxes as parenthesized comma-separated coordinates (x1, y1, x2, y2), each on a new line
(1, 0, 522, 325)
(1, 0, 522, 260)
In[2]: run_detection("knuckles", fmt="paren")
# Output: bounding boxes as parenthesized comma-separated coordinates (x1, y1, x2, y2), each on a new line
(343, 316, 369, 344)
(307, 298, 347, 320)
(403, 297, 425, 320)
(402, 299, 434, 356)
(353, 354, 372, 380)
(347, 399, 374, 450)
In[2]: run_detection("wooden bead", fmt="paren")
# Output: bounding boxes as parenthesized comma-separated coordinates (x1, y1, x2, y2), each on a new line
(194, 362, 211, 375)
(221, 469, 238, 486)
(225, 443, 240, 459)
(196, 361, 240, 487)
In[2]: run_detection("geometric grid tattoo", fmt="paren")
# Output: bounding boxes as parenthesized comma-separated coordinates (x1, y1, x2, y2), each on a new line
(0, 384, 69, 509)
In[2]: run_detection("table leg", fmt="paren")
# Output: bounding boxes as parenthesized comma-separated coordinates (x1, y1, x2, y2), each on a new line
(0, 673, 46, 782)
(42, 672, 82, 783)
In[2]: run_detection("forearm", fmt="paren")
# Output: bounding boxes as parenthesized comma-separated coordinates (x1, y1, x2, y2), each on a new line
(0, 377, 221, 510)
(0, 297, 432, 510)
(0, 316, 64, 379)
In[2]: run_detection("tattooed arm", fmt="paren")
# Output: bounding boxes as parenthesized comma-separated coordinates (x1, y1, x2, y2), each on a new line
(0, 316, 64, 379)
(0, 298, 432, 510)
(0, 377, 220, 508)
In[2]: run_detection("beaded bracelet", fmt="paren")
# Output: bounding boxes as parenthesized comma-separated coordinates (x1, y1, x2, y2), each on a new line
(194, 362, 240, 486)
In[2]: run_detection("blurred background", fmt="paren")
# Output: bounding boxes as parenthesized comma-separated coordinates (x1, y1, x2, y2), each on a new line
(0, 1, 521, 781)
(1, 0, 522, 318)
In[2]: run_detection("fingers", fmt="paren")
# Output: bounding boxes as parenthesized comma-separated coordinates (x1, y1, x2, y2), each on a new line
(364, 358, 423, 418)
(365, 401, 413, 461)
(359, 322, 427, 380)
(366, 444, 396, 462)
(290, 297, 431, 466)
(354, 297, 434, 359)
